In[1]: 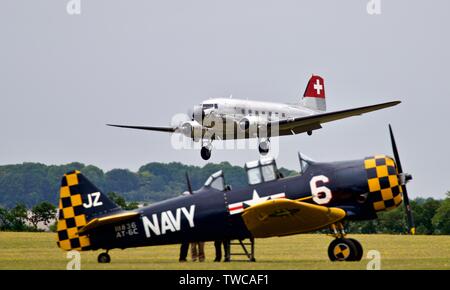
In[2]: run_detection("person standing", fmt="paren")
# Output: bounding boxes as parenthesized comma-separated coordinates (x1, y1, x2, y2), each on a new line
(214, 240, 230, 262)
(191, 241, 205, 262)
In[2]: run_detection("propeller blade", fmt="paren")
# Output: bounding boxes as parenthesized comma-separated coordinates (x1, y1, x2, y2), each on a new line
(185, 172, 193, 195)
(389, 124, 415, 235)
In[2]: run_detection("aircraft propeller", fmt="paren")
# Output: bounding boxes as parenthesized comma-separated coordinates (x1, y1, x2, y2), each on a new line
(185, 172, 193, 195)
(389, 124, 415, 235)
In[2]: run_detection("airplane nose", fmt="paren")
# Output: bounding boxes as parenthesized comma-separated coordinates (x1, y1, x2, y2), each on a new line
(363, 155, 403, 212)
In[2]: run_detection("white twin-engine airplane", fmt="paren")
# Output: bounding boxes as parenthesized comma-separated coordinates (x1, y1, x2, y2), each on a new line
(108, 75, 400, 160)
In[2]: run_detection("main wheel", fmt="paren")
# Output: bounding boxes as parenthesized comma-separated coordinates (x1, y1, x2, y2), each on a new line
(347, 238, 363, 261)
(258, 141, 270, 155)
(328, 238, 358, 262)
(200, 147, 211, 160)
(98, 252, 111, 263)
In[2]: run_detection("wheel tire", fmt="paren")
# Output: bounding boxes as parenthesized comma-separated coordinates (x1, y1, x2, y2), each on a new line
(347, 238, 363, 261)
(200, 147, 211, 160)
(258, 142, 270, 155)
(328, 238, 358, 262)
(98, 253, 111, 263)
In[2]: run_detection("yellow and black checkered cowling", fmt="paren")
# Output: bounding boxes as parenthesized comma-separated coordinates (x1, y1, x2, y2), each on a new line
(364, 155, 403, 212)
(56, 170, 91, 251)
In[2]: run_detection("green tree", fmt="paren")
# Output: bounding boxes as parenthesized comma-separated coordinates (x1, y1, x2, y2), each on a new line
(432, 192, 450, 234)
(29, 202, 57, 229)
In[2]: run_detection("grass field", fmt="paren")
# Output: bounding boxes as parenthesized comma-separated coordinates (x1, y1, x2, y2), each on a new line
(0, 232, 449, 270)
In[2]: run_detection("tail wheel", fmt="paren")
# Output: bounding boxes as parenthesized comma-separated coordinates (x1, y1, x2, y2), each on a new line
(347, 238, 363, 261)
(328, 238, 358, 262)
(98, 252, 111, 263)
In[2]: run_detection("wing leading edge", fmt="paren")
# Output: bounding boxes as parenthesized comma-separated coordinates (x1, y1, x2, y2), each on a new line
(270, 100, 401, 135)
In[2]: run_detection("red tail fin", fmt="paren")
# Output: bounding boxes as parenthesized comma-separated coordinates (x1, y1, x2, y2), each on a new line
(302, 75, 326, 111)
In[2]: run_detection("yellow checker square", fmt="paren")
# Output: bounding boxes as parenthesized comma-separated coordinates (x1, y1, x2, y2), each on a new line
(70, 194, 82, 207)
(364, 159, 376, 169)
(75, 215, 87, 227)
(56, 220, 67, 231)
(376, 165, 389, 178)
(386, 158, 395, 167)
(79, 236, 91, 248)
(373, 201, 386, 211)
(381, 188, 394, 201)
(67, 227, 78, 238)
(66, 173, 79, 187)
(63, 207, 75, 219)
(368, 178, 381, 192)
(59, 240, 71, 251)
(389, 175, 399, 187)
(394, 193, 403, 205)
(60, 186, 71, 198)
(58, 200, 63, 210)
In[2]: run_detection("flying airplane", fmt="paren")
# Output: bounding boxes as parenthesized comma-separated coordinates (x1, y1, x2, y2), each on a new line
(107, 75, 400, 160)
(56, 125, 414, 263)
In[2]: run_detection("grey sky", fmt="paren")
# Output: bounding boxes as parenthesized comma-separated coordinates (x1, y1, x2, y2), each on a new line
(1, 1, 449, 198)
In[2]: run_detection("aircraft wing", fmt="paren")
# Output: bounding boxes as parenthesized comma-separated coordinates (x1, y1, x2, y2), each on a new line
(78, 211, 140, 234)
(269, 101, 400, 135)
(107, 124, 176, 133)
(241, 199, 346, 238)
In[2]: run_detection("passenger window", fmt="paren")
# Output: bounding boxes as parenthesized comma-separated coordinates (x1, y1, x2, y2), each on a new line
(241, 109, 245, 114)
(282, 113, 286, 117)
(255, 111, 259, 115)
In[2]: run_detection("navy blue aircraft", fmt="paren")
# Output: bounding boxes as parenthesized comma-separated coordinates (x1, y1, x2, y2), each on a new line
(56, 125, 414, 263)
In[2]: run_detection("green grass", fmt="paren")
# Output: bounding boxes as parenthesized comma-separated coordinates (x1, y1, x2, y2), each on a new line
(0, 232, 449, 269)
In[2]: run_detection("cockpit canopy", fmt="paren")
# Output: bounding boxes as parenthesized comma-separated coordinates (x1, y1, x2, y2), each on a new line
(202, 103, 218, 110)
(204, 170, 226, 191)
(298, 152, 313, 175)
(245, 157, 281, 185)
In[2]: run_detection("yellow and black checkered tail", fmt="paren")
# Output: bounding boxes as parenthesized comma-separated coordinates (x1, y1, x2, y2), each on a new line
(56, 170, 120, 251)
(364, 155, 403, 212)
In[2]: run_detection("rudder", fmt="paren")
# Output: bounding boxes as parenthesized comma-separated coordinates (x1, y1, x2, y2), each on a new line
(56, 170, 120, 251)
(302, 74, 326, 111)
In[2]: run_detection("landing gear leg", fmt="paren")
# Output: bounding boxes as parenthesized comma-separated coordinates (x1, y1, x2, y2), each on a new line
(98, 250, 111, 263)
(327, 223, 363, 262)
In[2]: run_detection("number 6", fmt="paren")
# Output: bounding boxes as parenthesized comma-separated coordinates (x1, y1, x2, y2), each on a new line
(310, 175, 332, 204)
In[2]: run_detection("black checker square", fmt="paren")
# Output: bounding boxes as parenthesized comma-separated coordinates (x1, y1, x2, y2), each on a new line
(65, 217, 76, 228)
(366, 167, 378, 179)
(375, 158, 386, 166)
(59, 210, 64, 219)
(387, 166, 397, 175)
(384, 199, 395, 208)
(61, 176, 68, 187)
(58, 230, 69, 241)
(73, 205, 84, 216)
(61, 197, 72, 208)
(392, 186, 400, 195)
(70, 238, 81, 249)
(371, 190, 382, 202)
(68, 184, 81, 196)
(379, 176, 391, 189)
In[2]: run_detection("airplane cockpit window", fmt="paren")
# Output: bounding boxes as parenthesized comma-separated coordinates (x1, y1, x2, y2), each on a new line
(204, 170, 225, 191)
(298, 152, 313, 175)
(245, 157, 280, 185)
(202, 104, 218, 110)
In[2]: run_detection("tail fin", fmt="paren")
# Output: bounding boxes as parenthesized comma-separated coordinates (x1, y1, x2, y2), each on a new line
(302, 75, 326, 111)
(56, 170, 120, 251)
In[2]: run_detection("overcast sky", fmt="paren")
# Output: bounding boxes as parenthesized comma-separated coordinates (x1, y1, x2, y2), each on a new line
(1, 1, 449, 198)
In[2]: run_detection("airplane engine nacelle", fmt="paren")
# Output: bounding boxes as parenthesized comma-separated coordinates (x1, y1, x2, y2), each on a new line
(181, 120, 203, 141)
(239, 116, 261, 131)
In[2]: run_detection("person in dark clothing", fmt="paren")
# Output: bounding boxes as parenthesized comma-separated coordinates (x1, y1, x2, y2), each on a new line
(179, 241, 190, 262)
(214, 240, 230, 262)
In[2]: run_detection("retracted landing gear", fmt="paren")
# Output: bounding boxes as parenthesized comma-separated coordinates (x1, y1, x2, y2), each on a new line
(98, 251, 111, 263)
(327, 223, 363, 262)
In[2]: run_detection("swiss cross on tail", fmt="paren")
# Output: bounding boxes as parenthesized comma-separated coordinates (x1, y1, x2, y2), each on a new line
(302, 75, 326, 111)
